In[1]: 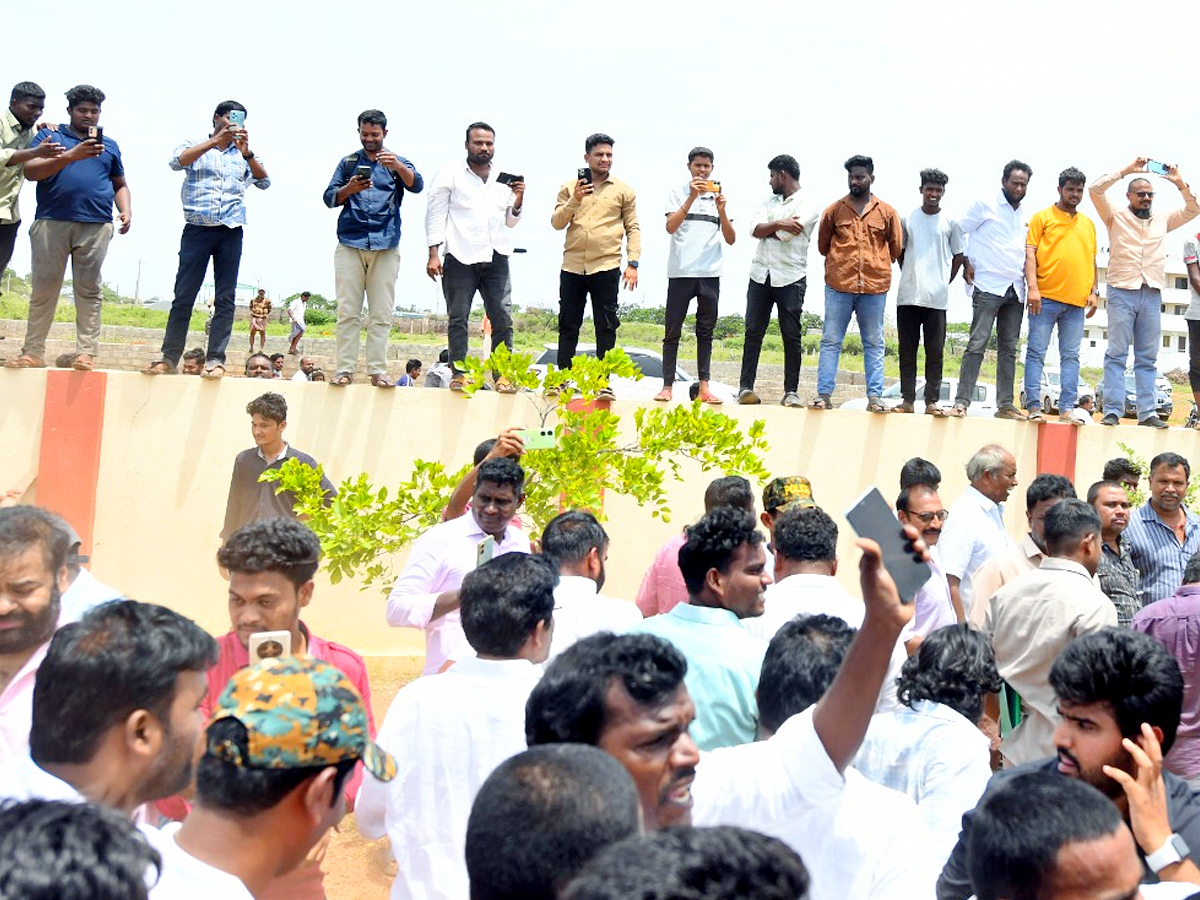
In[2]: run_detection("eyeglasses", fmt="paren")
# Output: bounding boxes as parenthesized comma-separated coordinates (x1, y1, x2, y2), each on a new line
(1133, 191, 1155, 198)
(910, 510, 950, 524)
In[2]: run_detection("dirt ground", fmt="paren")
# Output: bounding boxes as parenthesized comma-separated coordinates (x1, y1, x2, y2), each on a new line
(323, 655, 424, 900)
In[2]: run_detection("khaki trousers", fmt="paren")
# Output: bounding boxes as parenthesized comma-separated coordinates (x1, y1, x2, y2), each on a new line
(24, 218, 114, 358)
(333, 243, 399, 376)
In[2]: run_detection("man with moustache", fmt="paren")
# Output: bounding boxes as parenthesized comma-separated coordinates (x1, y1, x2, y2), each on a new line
(1125, 453, 1200, 604)
(324, 109, 423, 388)
(1, 82, 62, 284)
(1021, 167, 1098, 424)
(426, 122, 524, 393)
(1092, 158, 1200, 428)
(1090, 480, 1142, 626)
(896, 482, 958, 644)
(937, 628, 1200, 900)
(951, 160, 1034, 419)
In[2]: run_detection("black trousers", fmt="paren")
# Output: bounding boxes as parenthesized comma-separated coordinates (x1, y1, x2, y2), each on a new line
(663, 276, 719, 383)
(740, 275, 805, 393)
(557, 268, 621, 369)
(896, 305, 947, 404)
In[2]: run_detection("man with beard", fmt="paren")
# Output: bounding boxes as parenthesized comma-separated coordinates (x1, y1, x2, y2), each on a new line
(1092, 159, 1200, 428)
(896, 482, 958, 645)
(1126, 453, 1200, 605)
(425, 122, 524, 393)
(951, 160, 1034, 419)
(0, 506, 69, 768)
(323, 109, 422, 388)
(1090, 479, 1141, 626)
(738, 155, 817, 407)
(0, 600, 216, 815)
(811, 155, 903, 413)
(388, 457, 530, 674)
(937, 628, 1200, 899)
(1021, 167, 1098, 424)
(1, 82, 62, 282)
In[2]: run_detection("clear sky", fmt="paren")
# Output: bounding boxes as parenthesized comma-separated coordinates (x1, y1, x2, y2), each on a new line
(8, 0, 1199, 325)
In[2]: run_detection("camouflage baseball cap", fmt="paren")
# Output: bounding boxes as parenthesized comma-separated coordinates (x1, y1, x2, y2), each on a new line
(208, 656, 396, 782)
(762, 476, 816, 514)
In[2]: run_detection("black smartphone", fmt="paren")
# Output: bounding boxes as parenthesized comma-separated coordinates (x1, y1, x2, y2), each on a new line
(577, 167, 593, 185)
(845, 486, 932, 604)
(355, 165, 372, 181)
(496, 172, 523, 186)
(88, 126, 103, 144)
(1147, 160, 1170, 177)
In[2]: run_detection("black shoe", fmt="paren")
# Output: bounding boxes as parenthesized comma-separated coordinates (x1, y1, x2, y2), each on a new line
(1100, 413, 1120, 426)
(1139, 415, 1169, 429)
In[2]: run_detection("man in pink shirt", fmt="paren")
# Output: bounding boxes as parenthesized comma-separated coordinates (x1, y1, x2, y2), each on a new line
(0, 506, 70, 769)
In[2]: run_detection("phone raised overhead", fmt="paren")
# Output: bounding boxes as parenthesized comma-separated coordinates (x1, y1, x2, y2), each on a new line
(844, 486, 932, 604)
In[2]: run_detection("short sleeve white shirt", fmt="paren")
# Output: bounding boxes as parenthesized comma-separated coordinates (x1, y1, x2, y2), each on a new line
(146, 824, 256, 900)
(1184, 236, 1200, 320)
(548, 576, 642, 660)
(749, 190, 820, 287)
(897, 208, 966, 309)
(665, 185, 724, 278)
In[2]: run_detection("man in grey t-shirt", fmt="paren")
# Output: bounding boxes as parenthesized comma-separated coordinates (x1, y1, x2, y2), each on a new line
(657, 146, 735, 404)
(896, 168, 965, 415)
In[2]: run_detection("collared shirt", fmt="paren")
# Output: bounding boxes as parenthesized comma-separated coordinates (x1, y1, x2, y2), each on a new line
(32, 126, 124, 224)
(937, 758, 1200, 900)
(323, 148, 423, 250)
(1126, 501, 1200, 605)
(1184, 236, 1200, 319)
(635, 532, 689, 616)
(0, 108, 34, 224)
(967, 533, 1043, 630)
(818, 196, 903, 294)
(0, 641, 50, 770)
(938, 485, 1012, 618)
(982, 558, 1117, 766)
(1026, 204, 1097, 305)
(855, 699, 993, 871)
(548, 575, 641, 661)
(387, 513, 530, 675)
(59, 567, 123, 624)
(424, 162, 521, 265)
(628, 603, 767, 751)
(759, 768, 937, 900)
(748, 190, 820, 287)
(911, 548, 958, 638)
(897, 208, 966, 309)
(1090, 169, 1200, 290)
(552, 176, 640, 274)
(221, 444, 335, 541)
(355, 656, 542, 900)
(1134, 584, 1200, 779)
(665, 184, 725, 278)
(1099, 534, 1143, 626)
(959, 190, 1029, 299)
(288, 297, 306, 326)
(170, 138, 268, 227)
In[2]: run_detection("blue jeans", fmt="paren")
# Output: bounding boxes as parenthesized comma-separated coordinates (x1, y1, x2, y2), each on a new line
(1023, 298, 1085, 411)
(160, 224, 243, 366)
(1103, 285, 1161, 419)
(817, 288, 885, 397)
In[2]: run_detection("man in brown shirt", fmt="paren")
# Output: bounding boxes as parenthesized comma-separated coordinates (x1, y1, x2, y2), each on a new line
(811, 155, 902, 411)
(551, 133, 640, 378)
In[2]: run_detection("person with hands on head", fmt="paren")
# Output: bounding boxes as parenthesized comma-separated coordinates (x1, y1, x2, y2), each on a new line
(1092, 157, 1200, 428)
(324, 109, 423, 389)
(426, 122, 524, 394)
(8, 85, 130, 373)
(1, 82, 63, 283)
(441, 428, 526, 523)
(656, 146, 735, 405)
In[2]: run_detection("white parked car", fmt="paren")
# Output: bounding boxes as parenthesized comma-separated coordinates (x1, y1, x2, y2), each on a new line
(840, 378, 998, 417)
(531, 345, 739, 403)
(1019, 368, 1092, 413)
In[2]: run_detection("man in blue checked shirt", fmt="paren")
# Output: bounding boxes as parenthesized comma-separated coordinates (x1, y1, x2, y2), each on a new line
(323, 109, 423, 388)
(143, 100, 270, 380)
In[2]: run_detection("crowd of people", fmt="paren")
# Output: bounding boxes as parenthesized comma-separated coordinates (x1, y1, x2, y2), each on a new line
(8, 396, 1200, 899)
(4, 81, 1200, 419)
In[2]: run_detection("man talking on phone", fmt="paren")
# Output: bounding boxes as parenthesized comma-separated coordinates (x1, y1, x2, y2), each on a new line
(426, 122, 524, 393)
(552, 133, 640, 389)
(1091, 158, 1200, 428)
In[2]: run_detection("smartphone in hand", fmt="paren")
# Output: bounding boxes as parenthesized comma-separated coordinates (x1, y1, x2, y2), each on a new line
(577, 167, 593, 185)
(249, 630, 292, 661)
(845, 486, 932, 604)
(228, 109, 246, 129)
(355, 164, 372, 182)
(1147, 159, 1170, 176)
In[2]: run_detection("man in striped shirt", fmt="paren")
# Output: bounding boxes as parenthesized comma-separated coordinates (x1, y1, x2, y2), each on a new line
(1126, 452, 1200, 605)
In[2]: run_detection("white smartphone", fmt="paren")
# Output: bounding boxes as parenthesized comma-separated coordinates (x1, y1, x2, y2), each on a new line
(249, 630, 292, 661)
(476, 535, 496, 568)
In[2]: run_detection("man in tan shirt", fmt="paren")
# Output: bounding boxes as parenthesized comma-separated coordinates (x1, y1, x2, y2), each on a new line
(551, 133, 640, 378)
(1091, 158, 1200, 428)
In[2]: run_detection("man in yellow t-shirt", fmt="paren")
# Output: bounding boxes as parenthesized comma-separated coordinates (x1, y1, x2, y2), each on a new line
(1022, 167, 1097, 425)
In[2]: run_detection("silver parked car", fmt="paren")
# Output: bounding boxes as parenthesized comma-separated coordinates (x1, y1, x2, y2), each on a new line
(532, 345, 739, 403)
(840, 378, 998, 417)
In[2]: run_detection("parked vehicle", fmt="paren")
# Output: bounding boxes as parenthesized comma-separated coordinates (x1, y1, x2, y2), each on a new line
(532, 345, 739, 403)
(1094, 372, 1174, 420)
(1019, 368, 1092, 413)
(840, 378, 997, 417)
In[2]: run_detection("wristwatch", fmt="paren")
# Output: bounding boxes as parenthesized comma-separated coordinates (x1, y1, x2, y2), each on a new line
(1146, 833, 1189, 872)
(627, 261, 639, 269)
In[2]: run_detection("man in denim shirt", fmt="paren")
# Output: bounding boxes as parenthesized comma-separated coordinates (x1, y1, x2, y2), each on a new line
(324, 109, 422, 388)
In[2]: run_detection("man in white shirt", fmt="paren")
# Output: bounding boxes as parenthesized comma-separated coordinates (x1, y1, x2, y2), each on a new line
(526, 528, 928, 832)
(738, 154, 818, 407)
(150, 656, 396, 900)
(358, 553, 554, 900)
(57, 524, 122, 623)
(895, 167, 965, 415)
(895, 482, 958, 643)
(541, 511, 640, 659)
(938, 444, 1018, 621)
(755, 614, 938, 900)
(426, 122, 523, 392)
(387, 457, 530, 674)
(286, 292, 308, 355)
(0, 600, 216, 814)
(952, 160, 1033, 419)
(290, 356, 315, 381)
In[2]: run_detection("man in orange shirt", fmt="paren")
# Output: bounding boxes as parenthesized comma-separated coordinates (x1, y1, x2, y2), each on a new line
(811, 155, 902, 412)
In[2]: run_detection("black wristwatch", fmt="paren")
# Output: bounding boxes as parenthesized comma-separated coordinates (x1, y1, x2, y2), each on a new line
(242, 151, 255, 161)
(627, 261, 639, 269)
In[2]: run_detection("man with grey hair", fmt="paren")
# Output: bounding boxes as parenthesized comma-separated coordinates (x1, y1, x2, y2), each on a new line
(937, 444, 1018, 621)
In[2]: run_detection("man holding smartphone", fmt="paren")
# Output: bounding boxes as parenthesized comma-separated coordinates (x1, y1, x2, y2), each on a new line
(552, 133, 640, 381)
(426, 122, 524, 393)
(1090, 158, 1200, 428)
(1, 82, 63, 290)
(324, 109, 423, 388)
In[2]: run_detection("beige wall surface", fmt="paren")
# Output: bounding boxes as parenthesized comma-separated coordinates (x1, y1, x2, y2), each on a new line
(4, 370, 1196, 658)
